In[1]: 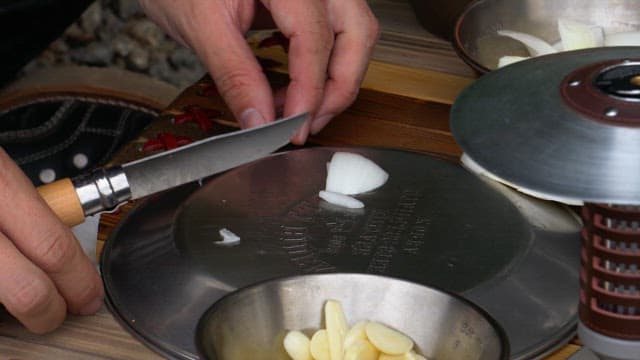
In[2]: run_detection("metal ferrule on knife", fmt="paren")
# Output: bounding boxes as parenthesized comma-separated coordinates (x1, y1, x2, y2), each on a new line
(72, 166, 132, 216)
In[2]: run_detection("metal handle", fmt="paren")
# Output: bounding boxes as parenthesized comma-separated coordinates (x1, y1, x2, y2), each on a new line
(73, 166, 132, 217)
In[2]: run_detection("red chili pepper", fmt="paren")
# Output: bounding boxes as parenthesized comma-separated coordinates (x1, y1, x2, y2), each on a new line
(173, 105, 222, 132)
(141, 132, 193, 153)
(199, 84, 219, 97)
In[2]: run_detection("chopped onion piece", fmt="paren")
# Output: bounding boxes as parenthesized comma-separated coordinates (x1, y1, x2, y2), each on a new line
(497, 30, 557, 56)
(214, 228, 241, 246)
(558, 18, 604, 51)
(325, 152, 389, 195)
(604, 31, 640, 46)
(319, 190, 364, 209)
(497, 55, 529, 68)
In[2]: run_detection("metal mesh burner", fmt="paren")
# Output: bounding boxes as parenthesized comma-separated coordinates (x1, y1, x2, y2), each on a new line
(580, 203, 640, 340)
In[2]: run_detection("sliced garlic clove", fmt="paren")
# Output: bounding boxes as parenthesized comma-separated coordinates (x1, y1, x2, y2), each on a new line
(378, 352, 427, 360)
(497, 55, 529, 68)
(343, 339, 379, 360)
(344, 321, 369, 349)
(409, 351, 428, 360)
(325, 299, 349, 360)
(378, 354, 407, 360)
(364, 322, 414, 356)
(325, 152, 389, 195)
(557, 18, 604, 51)
(497, 30, 557, 56)
(604, 31, 640, 46)
(284, 330, 313, 360)
(319, 191, 365, 209)
(310, 330, 331, 360)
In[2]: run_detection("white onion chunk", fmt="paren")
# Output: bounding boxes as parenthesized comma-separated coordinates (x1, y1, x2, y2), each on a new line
(497, 29, 557, 56)
(558, 18, 604, 51)
(497, 55, 529, 68)
(604, 31, 640, 46)
(325, 152, 389, 195)
(319, 190, 364, 209)
(214, 228, 241, 246)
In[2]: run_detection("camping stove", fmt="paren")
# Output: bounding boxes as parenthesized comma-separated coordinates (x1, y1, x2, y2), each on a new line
(580, 204, 640, 360)
(450, 48, 640, 359)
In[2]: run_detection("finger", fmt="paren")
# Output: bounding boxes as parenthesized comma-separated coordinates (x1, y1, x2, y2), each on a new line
(0, 230, 66, 334)
(183, 5, 275, 129)
(310, 0, 379, 134)
(0, 148, 103, 316)
(264, 0, 335, 144)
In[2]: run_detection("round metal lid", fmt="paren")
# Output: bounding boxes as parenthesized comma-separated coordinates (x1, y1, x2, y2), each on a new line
(101, 147, 581, 360)
(451, 47, 640, 205)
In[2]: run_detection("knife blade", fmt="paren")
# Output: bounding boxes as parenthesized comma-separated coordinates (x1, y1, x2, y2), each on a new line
(37, 112, 308, 226)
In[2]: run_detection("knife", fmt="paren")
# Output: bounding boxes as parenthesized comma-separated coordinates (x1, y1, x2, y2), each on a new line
(37, 112, 308, 226)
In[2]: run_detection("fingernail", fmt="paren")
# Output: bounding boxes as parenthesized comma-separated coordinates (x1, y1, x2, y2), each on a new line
(79, 297, 103, 315)
(239, 108, 266, 128)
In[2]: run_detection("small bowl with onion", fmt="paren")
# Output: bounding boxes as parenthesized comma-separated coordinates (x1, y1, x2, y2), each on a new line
(453, 0, 640, 74)
(195, 273, 509, 360)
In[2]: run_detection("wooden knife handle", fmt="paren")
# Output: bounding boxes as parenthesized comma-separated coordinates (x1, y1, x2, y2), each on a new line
(37, 178, 85, 227)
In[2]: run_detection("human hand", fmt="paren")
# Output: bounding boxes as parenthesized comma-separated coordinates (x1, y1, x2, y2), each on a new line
(138, 0, 379, 145)
(0, 148, 103, 333)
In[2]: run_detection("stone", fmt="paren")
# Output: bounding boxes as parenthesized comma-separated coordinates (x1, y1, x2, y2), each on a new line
(169, 46, 202, 69)
(21, 0, 204, 88)
(113, 0, 141, 20)
(97, 8, 125, 41)
(126, 47, 150, 71)
(70, 42, 114, 66)
(65, 23, 94, 44)
(49, 39, 70, 55)
(126, 19, 166, 48)
(79, 1, 103, 35)
(112, 34, 135, 57)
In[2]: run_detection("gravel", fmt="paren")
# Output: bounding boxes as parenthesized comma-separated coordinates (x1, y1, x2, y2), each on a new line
(21, 0, 207, 89)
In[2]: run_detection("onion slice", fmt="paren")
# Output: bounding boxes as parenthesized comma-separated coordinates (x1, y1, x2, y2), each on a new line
(604, 31, 640, 46)
(497, 29, 557, 56)
(319, 190, 364, 209)
(497, 55, 529, 68)
(325, 152, 389, 195)
(558, 18, 604, 51)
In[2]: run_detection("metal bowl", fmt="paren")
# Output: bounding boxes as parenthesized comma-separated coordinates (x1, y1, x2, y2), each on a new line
(408, 0, 474, 40)
(196, 273, 509, 360)
(454, 0, 640, 73)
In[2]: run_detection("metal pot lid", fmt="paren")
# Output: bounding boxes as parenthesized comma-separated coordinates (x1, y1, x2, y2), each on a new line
(451, 47, 640, 205)
(101, 147, 581, 360)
